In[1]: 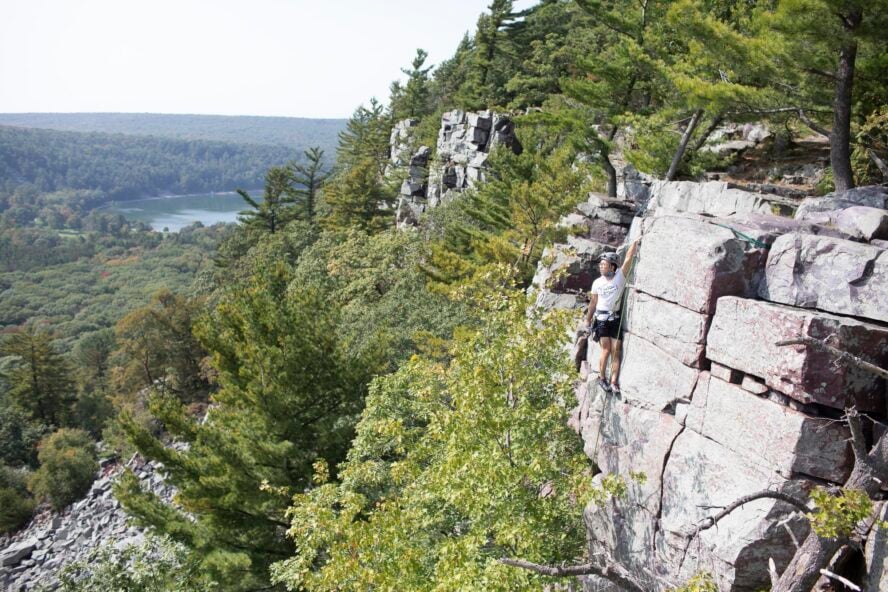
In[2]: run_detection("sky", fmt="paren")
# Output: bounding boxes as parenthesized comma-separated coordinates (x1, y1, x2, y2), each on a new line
(1, 0, 535, 119)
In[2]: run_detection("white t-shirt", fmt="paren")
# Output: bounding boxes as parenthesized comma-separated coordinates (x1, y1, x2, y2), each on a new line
(591, 268, 625, 313)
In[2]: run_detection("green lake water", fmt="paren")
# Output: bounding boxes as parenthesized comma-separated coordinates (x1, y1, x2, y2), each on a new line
(105, 191, 261, 232)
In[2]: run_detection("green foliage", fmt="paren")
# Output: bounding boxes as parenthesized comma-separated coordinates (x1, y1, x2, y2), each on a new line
(673, 572, 719, 592)
(111, 289, 208, 403)
(114, 263, 377, 591)
(28, 428, 97, 510)
(424, 128, 592, 288)
(0, 224, 226, 347)
(808, 487, 873, 538)
(390, 49, 435, 121)
(54, 535, 214, 592)
(0, 326, 75, 426)
(0, 125, 294, 206)
(289, 228, 469, 371)
(290, 147, 329, 222)
(0, 464, 35, 534)
(237, 167, 299, 235)
(271, 280, 593, 591)
(0, 406, 48, 468)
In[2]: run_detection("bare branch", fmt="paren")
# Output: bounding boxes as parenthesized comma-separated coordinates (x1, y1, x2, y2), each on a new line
(847, 409, 869, 464)
(796, 109, 831, 138)
(776, 338, 888, 380)
(689, 490, 810, 538)
(868, 149, 888, 178)
(819, 569, 862, 591)
(500, 557, 645, 592)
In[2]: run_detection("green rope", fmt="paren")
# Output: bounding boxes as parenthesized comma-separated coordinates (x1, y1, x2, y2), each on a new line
(710, 222, 770, 249)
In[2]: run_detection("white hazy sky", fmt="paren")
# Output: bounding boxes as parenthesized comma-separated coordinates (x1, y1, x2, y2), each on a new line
(1, 0, 535, 119)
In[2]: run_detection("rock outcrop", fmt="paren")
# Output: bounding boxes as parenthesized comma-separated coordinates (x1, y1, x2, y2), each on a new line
(0, 453, 175, 591)
(391, 110, 521, 228)
(535, 181, 888, 590)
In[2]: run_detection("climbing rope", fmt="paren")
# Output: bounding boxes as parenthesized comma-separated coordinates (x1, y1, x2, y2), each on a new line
(709, 221, 770, 249)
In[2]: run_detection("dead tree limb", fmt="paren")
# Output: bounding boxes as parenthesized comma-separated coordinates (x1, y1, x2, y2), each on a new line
(868, 148, 888, 178)
(688, 490, 811, 539)
(500, 557, 646, 592)
(776, 337, 888, 380)
(665, 109, 704, 181)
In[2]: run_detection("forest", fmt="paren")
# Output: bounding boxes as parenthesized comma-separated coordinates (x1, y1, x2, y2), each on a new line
(0, 112, 345, 151)
(1, 0, 887, 591)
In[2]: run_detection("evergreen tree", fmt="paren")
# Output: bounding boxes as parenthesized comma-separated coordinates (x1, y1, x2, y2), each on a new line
(115, 264, 375, 591)
(290, 147, 328, 222)
(0, 326, 75, 427)
(391, 49, 434, 121)
(237, 166, 297, 234)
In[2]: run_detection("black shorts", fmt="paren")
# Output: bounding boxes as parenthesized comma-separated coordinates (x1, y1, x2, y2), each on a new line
(592, 314, 623, 341)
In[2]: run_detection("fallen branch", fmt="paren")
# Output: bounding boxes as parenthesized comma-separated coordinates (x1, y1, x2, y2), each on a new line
(776, 338, 888, 380)
(499, 557, 645, 592)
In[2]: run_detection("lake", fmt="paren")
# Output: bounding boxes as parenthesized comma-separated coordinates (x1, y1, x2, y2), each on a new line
(104, 191, 261, 232)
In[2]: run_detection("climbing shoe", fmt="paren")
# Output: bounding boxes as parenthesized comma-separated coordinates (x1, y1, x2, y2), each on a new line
(610, 383, 621, 396)
(598, 378, 612, 393)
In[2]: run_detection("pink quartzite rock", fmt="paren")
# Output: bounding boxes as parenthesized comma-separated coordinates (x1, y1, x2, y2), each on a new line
(760, 233, 888, 323)
(707, 296, 888, 411)
(685, 374, 852, 483)
(624, 290, 709, 367)
(658, 430, 812, 591)
(615, 333, 700, 411)
(633, 215, 767, 314)
(583, 403, 683, 587)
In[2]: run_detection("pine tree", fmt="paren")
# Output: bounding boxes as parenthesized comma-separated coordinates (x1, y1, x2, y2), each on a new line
(237, 166, 297, 234)
(290, 147, 328, 222)
(0, 326, 74, 427)
(115, 264, 375, 591)
(391, 49, 434, 121)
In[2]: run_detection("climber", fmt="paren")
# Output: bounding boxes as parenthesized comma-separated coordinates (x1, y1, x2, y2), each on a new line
(582, 238, 640, 395)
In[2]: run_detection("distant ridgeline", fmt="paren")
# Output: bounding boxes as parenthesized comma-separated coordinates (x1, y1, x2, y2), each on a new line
(0, 125, 288, 207)
(0, 112, 345, 150)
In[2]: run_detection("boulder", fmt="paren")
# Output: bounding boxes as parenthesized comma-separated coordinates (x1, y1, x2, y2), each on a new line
(531, 240, 606, 294)
(707, 296, 888, 411)
(794, 185, 888, 219)
(633, 215, 766, 314)
(760, 233, 888, 323)
(834, 206, 888, 241)
(614, 333, 700, 412)
(0, 539, 38, 567)
(685, 373, 852, 483)
(624, 290, 709, 367)
(647, 181, 773, 217)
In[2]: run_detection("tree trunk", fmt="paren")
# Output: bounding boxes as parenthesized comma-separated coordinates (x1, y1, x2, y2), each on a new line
(665, 109, 703, 181)
(603, 156, 618, 197)
(830, 10, 862, 192)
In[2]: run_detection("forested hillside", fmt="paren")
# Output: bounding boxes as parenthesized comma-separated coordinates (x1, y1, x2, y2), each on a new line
(0, 113, 344, 151)
(0, 125, 293, 203)
(2, 1, 887, 591)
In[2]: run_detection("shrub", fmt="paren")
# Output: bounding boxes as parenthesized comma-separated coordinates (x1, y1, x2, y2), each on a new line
(0, 464, 35, 533)
(28, 428, 98, 510)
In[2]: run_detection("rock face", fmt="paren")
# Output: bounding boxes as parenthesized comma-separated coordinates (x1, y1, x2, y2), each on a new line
(760, 233, 887, 323)
(0, 453, 176, 591)
(427, 110, 520, 206)
(390, 111, 521, 228)
(529, 178, 888, 590)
